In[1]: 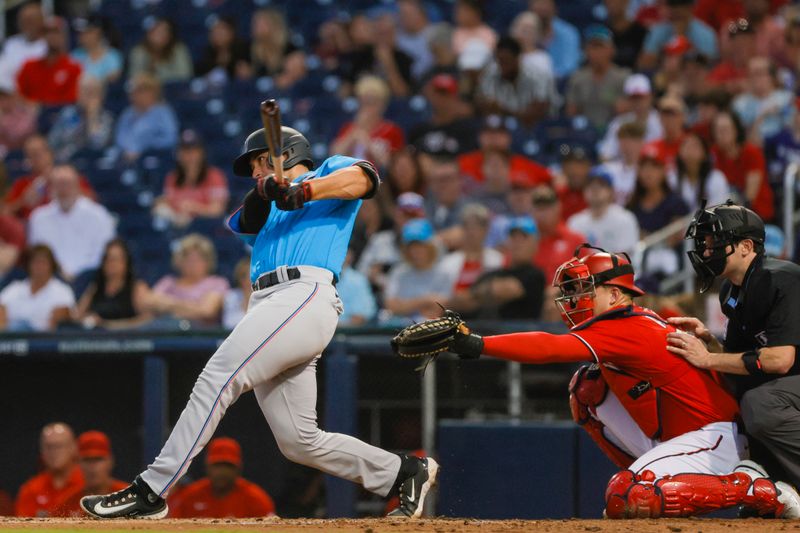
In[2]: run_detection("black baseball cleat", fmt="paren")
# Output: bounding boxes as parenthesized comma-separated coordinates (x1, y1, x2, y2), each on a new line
(80, 476, 168, 519)
(387, 456, 440, 518)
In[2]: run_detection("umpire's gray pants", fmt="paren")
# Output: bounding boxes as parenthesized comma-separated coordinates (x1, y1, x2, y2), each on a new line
(140, 266, 401, 498)
(740, 374, 800, 488)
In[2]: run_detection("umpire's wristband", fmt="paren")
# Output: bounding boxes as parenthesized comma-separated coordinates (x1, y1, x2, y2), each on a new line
(741, 350, 765, 376)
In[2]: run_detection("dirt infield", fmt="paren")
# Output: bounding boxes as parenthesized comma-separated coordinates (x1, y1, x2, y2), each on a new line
(0, 517, 797, 533)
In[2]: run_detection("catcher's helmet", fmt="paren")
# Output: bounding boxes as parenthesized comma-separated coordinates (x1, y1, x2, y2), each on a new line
(685, 199, 765, 293)
(553, 244, 645, 328)
(232, 126, 313, 177)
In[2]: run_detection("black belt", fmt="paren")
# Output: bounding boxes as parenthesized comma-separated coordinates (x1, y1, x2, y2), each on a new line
(252, 267, 301, 291)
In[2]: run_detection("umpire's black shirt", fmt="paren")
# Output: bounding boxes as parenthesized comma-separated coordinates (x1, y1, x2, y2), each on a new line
(719, 254, 800, 397)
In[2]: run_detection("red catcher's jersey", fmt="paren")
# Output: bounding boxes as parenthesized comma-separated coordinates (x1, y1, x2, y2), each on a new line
(569, 305, 739, 441)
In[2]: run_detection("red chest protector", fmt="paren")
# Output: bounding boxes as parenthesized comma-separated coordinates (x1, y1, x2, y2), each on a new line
(573, 306, 695, 441)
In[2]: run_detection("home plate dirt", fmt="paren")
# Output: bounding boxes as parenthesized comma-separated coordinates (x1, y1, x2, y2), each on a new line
(0, 517, 798, 533)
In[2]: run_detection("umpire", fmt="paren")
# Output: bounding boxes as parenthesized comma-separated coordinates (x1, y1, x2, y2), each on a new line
(667, 200, 800, 488)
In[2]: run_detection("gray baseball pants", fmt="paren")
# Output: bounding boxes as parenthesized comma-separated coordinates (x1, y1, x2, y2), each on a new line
(139, 266, 401, 498)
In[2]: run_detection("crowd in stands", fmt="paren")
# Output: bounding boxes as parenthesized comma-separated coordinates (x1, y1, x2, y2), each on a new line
(10, 422, 275, 518)
(0, 0, 798, 332)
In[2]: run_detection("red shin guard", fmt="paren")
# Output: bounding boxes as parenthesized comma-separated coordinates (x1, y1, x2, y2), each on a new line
(605, 469, 784, 519)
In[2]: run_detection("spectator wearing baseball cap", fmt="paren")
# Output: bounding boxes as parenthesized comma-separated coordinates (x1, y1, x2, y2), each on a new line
(644, 94, 688, 169)
(52, 431, 128, 517)
(599, 74, 664, 161)
(171, 438, 275, 518)
(463, 215, 546, 320)
(530, 185, 586, 282)
(356, 192, 426, 295)
(408, 73, 477, 156)
(638, 0, 718, 71)
(458, 114, 552, 188)
(565, 24, 631, 131)
(16, 16, 82, 106)
(383, 219, 453, 322)
(707, 18, 756, 95)
(718, 2, 786, 66)
(554, 144, 591, 221)
(476, 35, 557, 127)
(653, 35, 692, 95)
(567, 167, 640, 256)
(152, 129, 230, 228)
(70, 15, 123, 84)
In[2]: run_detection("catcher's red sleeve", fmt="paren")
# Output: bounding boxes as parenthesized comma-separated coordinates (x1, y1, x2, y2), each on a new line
(482, 332, 593, 364)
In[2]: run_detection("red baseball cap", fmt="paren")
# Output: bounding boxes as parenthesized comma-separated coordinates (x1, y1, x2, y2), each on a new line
(206, 437, 242, 467)
(639, 143, 667, 166)
(430, 73, 458, 96)
(78, 431, 112, 459)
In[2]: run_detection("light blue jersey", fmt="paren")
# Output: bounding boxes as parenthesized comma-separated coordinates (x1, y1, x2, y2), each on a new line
(227, 154, 365, 282)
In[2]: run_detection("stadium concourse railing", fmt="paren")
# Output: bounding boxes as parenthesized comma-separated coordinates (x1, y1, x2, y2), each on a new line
(0, 319, 566, 517)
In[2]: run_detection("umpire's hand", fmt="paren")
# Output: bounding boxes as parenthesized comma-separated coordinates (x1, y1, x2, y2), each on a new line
(258, 176, 312, 211)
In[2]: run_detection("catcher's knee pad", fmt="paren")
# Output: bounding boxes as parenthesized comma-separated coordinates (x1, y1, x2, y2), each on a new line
(569, 365, 633, 469)
(605, 470, 783, 519)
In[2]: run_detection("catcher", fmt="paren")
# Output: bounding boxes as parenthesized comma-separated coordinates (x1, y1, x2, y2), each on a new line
(393, 244, 800, 518)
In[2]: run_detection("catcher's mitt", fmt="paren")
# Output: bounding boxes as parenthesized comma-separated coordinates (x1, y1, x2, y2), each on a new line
(391, 309, 469, 371)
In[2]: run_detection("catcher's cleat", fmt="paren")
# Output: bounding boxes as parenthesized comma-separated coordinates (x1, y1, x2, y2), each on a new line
(734, 460, 800, 519)
(80, 476, 168, 519)
(387, 457, 439, 518)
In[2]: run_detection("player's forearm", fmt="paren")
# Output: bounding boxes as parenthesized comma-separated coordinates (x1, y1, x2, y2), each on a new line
(482, 332, 592, 364)
(702, 347, 793, 375)
(307, 166, 373, 200)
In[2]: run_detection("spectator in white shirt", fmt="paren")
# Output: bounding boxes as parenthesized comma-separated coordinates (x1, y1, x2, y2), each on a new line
(28, 164, 116, 280)
(567, 167, 640, 255)
(440, 203, 504, 300)
(669, 131, 731, 211)
(0, 3, 46, 88)
(509, 11, 555, 87)
(599, 74, 663, 161)
(0, 244, 74, 331)
(222, 257, 251, 330)
(601, 121, 646, 206)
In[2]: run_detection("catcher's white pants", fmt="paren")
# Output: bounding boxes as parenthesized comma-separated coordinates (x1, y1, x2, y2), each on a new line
(140, 266, 401, 498)
(595, 390, 748, 476)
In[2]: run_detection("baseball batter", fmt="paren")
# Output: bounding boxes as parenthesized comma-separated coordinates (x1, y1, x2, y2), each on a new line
(395, 244, 800, 518)
(81, 126, 438, 519)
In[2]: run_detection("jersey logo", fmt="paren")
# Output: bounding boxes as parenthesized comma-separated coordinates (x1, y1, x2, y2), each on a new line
(755, 331, 768, 346)
(726, 296, 737, 308)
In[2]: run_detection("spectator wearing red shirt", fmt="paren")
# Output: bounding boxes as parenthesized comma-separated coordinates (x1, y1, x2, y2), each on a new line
(554, 144, 590, 221)
(530, 184, 586, 282)
(5, 135, 95, 220)
(711, 110, 774, 221)
(152, 130, 229, 227)
(15, 423, 84, 517)
(643, 95, 686, 170)
(330, 75, 405, 169)
(707, 19, 755, 95)
(17, 17, 81, 106)
(170, 438, 275, 518)
(458, 114, 552, 188)
(52, 431, 128, 517)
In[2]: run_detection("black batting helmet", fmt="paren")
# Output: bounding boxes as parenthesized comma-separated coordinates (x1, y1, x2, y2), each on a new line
(232, 126, 314, 177)
(685, 199, 765, 293)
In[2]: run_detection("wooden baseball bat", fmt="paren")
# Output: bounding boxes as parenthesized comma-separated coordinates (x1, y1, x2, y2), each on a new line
(260, 99, 286, 184)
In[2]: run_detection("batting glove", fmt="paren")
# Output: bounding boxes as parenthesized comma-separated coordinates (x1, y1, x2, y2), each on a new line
(259, 176, 313, 211)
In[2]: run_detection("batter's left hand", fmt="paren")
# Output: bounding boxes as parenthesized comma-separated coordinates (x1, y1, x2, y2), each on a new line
(666, 331, 712, 369)
(260, 176, 313, 210)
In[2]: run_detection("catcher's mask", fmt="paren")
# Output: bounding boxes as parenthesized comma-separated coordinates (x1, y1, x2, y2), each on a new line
(553, 244, 645, 328)
(685, 199, 765, 293)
